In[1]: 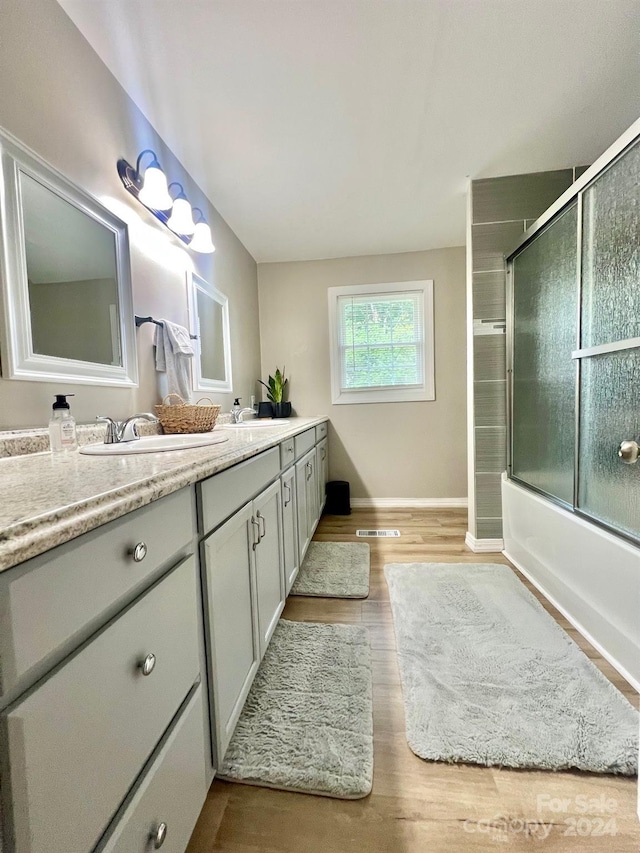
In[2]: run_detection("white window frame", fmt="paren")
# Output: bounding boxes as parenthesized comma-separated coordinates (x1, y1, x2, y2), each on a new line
(328, 279, 435, 405)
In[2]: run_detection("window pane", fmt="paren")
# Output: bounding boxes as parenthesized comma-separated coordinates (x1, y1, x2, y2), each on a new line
(338, 290, 424, 391)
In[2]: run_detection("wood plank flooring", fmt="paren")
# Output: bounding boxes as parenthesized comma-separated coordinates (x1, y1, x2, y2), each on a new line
(187, 509, 639, 852)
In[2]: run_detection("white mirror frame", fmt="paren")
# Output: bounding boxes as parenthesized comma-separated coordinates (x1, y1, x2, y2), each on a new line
(0, 128, 138, 386)
(187, 271, 233, 393)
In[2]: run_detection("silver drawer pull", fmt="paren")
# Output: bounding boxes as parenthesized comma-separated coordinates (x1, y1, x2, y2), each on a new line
(287, 446, 294, 454)
(151, 822, 167, 849)
(257, 512, 266, 539)
(130, 541, 147, 562)
(140, 653, 156, 676)
(283, 481, 291, 507)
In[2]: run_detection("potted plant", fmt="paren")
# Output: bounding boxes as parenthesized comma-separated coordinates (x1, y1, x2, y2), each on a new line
(259, 367, 291, 418)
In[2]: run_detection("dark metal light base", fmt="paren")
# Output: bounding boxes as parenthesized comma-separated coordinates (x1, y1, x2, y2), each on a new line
(116, 159, 191, 246)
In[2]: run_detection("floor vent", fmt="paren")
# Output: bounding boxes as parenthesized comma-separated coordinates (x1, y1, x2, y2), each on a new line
(356, 529, 401, 538)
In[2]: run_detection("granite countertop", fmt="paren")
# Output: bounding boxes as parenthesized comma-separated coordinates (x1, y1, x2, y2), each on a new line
(0, 417, 327, 573)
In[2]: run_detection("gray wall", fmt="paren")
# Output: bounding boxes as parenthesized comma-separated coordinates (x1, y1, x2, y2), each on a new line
(258, 247, 467, 500)
(468, 166, 588, 539)
(0, 0, 260, 428)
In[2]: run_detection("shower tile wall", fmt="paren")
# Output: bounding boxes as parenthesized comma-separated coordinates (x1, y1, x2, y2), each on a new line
(470, 167, 585, 540)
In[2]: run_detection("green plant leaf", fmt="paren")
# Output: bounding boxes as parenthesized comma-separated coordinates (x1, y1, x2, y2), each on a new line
(259, 367, 288, 403)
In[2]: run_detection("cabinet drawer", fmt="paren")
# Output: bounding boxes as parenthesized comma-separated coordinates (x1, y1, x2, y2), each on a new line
(294, 428, 315, 459)
(198, 447, 279, 534)
(279, 438, 295, 469)
(5, 556, 200, 853)
(0, 487, 194, 698)
(315, 422, 328, 442)
(98, 686, 207, 853)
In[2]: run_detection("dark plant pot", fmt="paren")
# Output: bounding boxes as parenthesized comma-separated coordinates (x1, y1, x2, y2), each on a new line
(257, 401, 274, 418)
(273, 402, 292, 418)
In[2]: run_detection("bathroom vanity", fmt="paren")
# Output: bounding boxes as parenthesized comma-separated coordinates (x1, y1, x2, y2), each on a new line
(0, 417, 329, 853)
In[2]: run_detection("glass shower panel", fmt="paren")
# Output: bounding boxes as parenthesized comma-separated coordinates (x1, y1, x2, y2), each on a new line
(511, 203, 577, 504)
(578, 348, 640, 540)
(581, 138, 640, 348)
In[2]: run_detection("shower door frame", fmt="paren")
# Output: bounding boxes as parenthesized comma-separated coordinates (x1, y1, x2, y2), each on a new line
(505, 116, 640, 548)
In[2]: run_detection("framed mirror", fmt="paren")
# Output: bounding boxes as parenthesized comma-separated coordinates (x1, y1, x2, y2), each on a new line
(0, 129, 138, 386)
(188, 271, 232, 393)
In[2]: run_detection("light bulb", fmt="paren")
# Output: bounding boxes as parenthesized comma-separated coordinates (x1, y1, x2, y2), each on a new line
(138, 164, 173, 210)
(167, 196, 195, 235)
(189, 220, 215, 253)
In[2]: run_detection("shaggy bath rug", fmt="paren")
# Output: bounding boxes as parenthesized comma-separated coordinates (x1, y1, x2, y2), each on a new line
(218, 619, 374, 798)
(384, 562, 639, 775)
(291, 541, 370, 598)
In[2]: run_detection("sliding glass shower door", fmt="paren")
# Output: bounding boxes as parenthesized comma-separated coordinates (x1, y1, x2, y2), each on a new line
(511, 203, 577, 506)
(576, 140, 640, 541)
(509, 134, 640, 545)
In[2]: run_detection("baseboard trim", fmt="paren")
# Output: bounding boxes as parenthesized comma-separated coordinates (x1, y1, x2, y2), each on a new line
(465, 531, 505, 553)
(504, 548, 640, 695)
(350, 498, 468, 509)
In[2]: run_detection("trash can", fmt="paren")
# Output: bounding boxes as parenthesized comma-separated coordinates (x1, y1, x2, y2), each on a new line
(325, 480, 351, 515)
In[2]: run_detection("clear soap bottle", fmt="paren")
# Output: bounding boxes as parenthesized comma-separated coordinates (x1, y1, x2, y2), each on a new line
(49, 394, 78, 454)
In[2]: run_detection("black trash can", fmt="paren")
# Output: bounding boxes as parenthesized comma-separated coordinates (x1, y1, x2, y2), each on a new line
(325, 480, 351, 515)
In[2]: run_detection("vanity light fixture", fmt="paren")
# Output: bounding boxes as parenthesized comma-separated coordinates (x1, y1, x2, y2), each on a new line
(135, 150, 173, 210)
(166, 182, 195, 235)
(117, 152, 215, 253)
(189, 208, 216, 254)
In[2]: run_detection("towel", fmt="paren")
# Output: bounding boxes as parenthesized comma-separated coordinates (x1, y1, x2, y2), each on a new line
(154, 319, 194, 402)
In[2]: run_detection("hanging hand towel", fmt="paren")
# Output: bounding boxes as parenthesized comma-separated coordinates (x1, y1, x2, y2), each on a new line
(154, 319, 194, 402)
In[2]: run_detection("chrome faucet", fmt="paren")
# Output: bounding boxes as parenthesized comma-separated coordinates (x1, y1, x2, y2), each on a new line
(230, 407, 257, 425)
(96, 413, 159, 443)
(230, 397, 256, 424)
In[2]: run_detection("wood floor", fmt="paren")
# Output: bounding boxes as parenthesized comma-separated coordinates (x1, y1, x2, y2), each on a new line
(187, 508, 639, 852)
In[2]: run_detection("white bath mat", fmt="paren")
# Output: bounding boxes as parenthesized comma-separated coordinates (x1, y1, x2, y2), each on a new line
(290, 541, 370, 598)
(218, 620, 373, 798)
(384, 562, 639, 774)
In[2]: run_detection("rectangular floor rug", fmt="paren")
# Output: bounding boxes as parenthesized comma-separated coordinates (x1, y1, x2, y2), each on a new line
(291, 541, 370, 598)
(218, 619, 373, 798)
(384, 562, 639, 775)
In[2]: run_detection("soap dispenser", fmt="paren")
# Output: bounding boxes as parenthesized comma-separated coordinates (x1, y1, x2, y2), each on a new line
(49, 394, 78, 454)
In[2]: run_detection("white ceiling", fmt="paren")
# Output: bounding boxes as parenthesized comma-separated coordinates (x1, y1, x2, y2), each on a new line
(58, 1, 640, 263)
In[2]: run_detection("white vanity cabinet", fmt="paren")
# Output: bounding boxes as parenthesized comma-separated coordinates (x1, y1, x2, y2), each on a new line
(0, 419, 329, 853)
(0, 489, 207, 853)
(199, 452, 285, 766)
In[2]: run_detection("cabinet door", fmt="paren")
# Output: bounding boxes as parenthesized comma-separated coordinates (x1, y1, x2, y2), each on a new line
(202, 502, 259, 764)
(281, 467, 299, 595)
(316, 439, 328, 515)
(295, 455, 311, 562)
(305, 451, 319, 535)
(254, 480, 285, 657)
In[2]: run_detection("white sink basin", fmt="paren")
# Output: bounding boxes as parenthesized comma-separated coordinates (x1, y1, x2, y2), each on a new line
(219, 420, 289, 429)
(80, 434, 229, 456)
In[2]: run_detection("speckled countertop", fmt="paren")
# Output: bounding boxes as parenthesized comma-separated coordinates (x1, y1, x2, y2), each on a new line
(0, 417, 327, 572)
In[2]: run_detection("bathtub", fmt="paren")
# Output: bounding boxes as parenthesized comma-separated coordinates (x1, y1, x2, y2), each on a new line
(502, 473, 640, 692)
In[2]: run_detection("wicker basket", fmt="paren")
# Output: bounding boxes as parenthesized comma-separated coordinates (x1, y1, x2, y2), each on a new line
(154, 394, 221, 434)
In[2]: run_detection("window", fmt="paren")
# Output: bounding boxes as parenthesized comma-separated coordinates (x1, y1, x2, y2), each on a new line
(328, 280, 434, 405)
